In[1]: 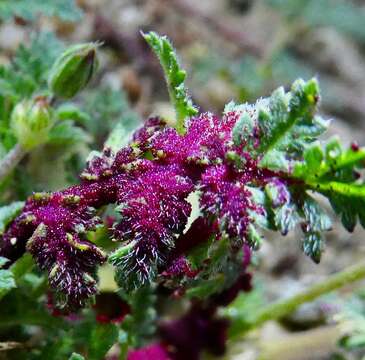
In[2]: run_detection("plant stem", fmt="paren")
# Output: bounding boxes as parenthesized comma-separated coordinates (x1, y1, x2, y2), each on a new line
(0, 144, 26, 182)
(229, 261, 365, 339)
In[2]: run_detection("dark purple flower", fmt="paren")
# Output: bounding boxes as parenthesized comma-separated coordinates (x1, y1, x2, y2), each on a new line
(0, 110, 280, 306)
(93, 292, 130, 324)
(159, 304, 229, 360)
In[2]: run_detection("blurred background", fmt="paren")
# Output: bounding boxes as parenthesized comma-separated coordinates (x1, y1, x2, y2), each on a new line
(1, 0, 365, 359)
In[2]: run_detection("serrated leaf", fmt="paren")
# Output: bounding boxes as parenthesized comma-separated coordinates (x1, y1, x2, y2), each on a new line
(257, 78, 324, 169)
(302, 195, 332, 232)
(274, 203, 300, 235)
(143, 31, 198, 134)
(302, 231, 324, 264)
(294, 138, 365, 232)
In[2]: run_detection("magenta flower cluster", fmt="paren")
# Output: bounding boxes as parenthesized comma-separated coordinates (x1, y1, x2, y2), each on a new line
(0, 109, 277, 307)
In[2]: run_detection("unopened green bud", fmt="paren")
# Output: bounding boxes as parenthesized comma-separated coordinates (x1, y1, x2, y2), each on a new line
(11, 97, 53, 150)
(48, 43, 99, 99)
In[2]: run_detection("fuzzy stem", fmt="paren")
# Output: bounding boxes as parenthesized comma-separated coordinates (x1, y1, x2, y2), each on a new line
(229, 261, 365, 339)
(0, 144, 26, 182)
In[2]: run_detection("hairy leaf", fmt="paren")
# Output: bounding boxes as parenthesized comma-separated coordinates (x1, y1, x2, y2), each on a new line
(294, 138, 365, 232)
(143, 31, 198, 134)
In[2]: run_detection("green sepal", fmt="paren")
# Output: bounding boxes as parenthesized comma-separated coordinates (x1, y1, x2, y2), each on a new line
(48, 43, 100, 99)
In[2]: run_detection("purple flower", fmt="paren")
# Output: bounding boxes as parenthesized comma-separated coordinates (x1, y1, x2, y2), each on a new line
(0, 110, 280, 306)
(159, 304, 229, 360)
(127, 343, 171, 360)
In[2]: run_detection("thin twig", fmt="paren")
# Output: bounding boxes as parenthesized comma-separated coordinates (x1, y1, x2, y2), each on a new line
(229, 261, 365, 339)
(0, 144, 26, 182)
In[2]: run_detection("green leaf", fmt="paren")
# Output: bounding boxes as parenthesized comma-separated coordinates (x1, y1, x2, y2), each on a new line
(300, 195, 331, 262)
(143, 31, 198, 134)
(223, 280, 265, 338)
(0, 201, 24, 234)
(121, 285, 157, 348)
(246, 224, 263, 250)
(0, 259, 16, 299)
(231, 110, 255, 147)
(88, 323, 118, 360)
(104, 123, 132, 152)
(69, 353, 85, 360)
(302, 231, 324, 264)
(294, 138, 365, 232)
(55, 104, 91, 123)
(186, 274, 226, 299)
(82, 85, 140, 146)
(274, 203, 300, 236)
(302, 195, 332, 232)
(48, 121, 91, 145)
(257, 79, 325, 170)
(228, 78, 327, 172)
(10, 253, 35, 281)
(0, 32, 64, 149)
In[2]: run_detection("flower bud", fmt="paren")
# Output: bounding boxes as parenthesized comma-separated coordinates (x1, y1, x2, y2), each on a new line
(11, 97, 53, 150)
(48, 43, 99, 99)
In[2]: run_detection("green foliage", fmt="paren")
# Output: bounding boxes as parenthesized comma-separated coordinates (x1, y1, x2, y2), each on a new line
(0, 257, 16, 299)
(88, 323, 118, 360)
(0, 0, 82, 22)
(226, 79, 342, 261)
(186, 238, 244, 299)
(48, 121, 91, 146)
(0, 32, 64, 150)
(223, 280, 265, 338)
(121, 285, 157, 348)
(82, 85, 140, 147)
(228, 78, 328, 172)
(143, 31, 198, 134)
(258, 79, 327, 170)
(294, 138, 365, 232)
(0, 201, 24, 233)
(69, 353, 85, 360)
